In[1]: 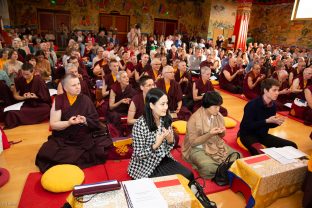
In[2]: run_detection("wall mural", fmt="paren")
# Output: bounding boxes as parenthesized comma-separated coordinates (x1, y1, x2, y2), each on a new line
(208, 0, 237, 39)
(249, 3, 312, 48)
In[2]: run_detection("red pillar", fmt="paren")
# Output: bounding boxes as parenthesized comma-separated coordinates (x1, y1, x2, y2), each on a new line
(233, 1, 252, 52)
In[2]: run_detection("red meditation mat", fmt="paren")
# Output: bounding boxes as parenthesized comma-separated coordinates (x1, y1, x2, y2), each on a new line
(18, 164, 108, 208)
(1, 127, 10, 150)
(18, 118, 248, 206)
(171, 121, 250, 195)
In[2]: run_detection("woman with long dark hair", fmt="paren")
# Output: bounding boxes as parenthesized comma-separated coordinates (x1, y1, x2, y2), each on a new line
(128, 88, 194, 180)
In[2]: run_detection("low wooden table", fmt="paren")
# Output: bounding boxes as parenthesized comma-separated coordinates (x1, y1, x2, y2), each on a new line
(229, 154, 308, 208)
(67, 174, 203, 208)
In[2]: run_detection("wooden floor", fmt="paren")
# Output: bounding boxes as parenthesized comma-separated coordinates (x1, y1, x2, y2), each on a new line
(0, 90, 311, 208)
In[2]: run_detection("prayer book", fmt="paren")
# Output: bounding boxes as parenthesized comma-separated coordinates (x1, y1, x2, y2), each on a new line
(261, 146, 308, 164)
(3, 101, 24, 112)
(49, 89, 57, 96)
(122, 178, 168, 208)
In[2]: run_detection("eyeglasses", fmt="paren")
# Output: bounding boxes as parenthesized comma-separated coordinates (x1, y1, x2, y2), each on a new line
(165, 71, 174, 74)
(154, 64, 161, 66)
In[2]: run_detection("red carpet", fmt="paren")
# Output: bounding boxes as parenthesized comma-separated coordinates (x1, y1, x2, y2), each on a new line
(18, 164, 108, 208)
(18, 119, 249, 207)
(171, 122, 250, 195)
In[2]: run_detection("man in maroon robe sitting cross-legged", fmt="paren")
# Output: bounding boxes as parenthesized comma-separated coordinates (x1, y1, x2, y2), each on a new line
(35, 74, 112, 172)
(4, 63, 51, 129)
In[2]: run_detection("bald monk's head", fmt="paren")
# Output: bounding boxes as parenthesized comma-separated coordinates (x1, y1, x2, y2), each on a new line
(116, 71, 129, 86)
(65, 63, 79, 77)
(277, 69, 288, 82)
(303, 67, 312, 80)
(229, 57, 237, 68)
(62, 74, 81, 96)
(162, 65, 175, 81)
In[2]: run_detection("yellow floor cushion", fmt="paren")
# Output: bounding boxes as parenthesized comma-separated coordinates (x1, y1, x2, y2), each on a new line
(237, 137, 267, 151)
(237, 137, 248, 151)
(211, 80, 219, 85)
(224, 117, 237, 128)
(41, 164, 85, 193)
(172, 120, 187, 134)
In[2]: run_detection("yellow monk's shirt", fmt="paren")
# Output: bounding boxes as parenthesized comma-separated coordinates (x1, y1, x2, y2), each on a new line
(0, 58, 7, 70)
(112, 74, 116, 82)
(165, 82, 170, 93)
(67, 94, 77, 106)
(26, 75, 34, 84)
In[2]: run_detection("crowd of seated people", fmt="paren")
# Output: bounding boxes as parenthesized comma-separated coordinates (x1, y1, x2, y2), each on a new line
(0, 26, 311, 180)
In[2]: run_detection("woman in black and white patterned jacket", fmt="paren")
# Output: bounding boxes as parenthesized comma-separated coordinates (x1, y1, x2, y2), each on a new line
(128, 88, 194, 181)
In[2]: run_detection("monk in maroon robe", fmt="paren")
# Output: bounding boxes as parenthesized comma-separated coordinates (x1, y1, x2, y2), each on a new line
(156, 66, 191, 121)
(243, 64, 265, 100)
(145, 58, 161, 81)
(126, 55, 137, 88)
(303, 85, 312, 125)
(35, 74, 112, 172)
(289, 61, 305, 86)
(134, 53, 151, 82)
(193, 66, 228, 116)
(219, 58, 244, 94)
(275, 70, 292, 111)
(0, 78, 15, 122)
(127, 75, 155, 125)
(108, 71, 137, 136)
(57, 62, 91, 98)
(96, 60, 119, 118)
(175, 61, 193, 111)
(5, 63, 51, 129)
(291, 67, 312, 100)
(119, 51, 130, 71)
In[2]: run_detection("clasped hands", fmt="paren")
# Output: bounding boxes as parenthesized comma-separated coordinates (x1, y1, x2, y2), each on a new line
(121, 98, 131, 104)
(210, 126, 226, 135)
(68, 115, 87, 125)
(23, 92, 38, 99)
(153, 127, 173, 148)
(266, 115, 285, 125)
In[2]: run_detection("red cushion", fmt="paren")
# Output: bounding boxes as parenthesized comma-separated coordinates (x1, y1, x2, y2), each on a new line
(104, 159, 131, 181)
(1, 127, 10, 149)
(231, 175, 252, 204)
(0, 168, 10, 187)
(18, 164, 108, 208)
